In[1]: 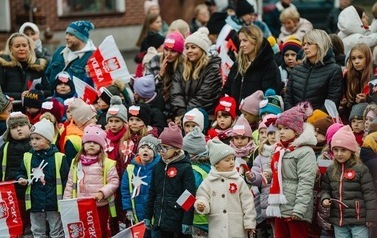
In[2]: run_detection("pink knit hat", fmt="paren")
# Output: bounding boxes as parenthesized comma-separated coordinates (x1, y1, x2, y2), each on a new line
(239, 90, 264, 116)
(164, 31, 185, 54)
(82, 124, 107, 150)
(214, 95, 237, 119)
(325, 123, 343, 144)
(232, 115, 252, 137)
(159, 122, 183, 148)
(276, 102, 313, 134)
(331, 125, 358, 152)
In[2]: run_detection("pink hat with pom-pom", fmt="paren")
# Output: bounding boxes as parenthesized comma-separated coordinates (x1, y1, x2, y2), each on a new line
(276, 102, 313, 134)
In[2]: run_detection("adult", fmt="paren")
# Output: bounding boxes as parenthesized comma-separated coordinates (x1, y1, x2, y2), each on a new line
(190, 4, 210, 33)
(223, 25, 281, 106)
(45, 20, 95, 88)
(326, 0, 352, 33)
(19, 22, 51, 62)
(263, 0, 296, 38)
(284, 29, 343, 111)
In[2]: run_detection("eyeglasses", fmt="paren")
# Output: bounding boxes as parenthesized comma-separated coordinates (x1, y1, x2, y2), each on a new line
(159, 145, 174, 153)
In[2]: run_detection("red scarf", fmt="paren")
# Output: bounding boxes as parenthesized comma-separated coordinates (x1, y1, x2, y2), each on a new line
(106, 126, 126, 161)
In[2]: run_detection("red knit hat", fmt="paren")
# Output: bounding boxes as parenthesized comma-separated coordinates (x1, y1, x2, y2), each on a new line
(40, 98, 65, 123)
(214, 95, 237, 119)
(159, 122, 183, 148)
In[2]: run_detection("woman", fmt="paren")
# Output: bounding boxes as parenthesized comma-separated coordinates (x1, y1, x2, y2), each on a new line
(223, 25, 281, 106)
(284, 29, 342, 111)
(0, 33, 50, 110)
(171, 27, 222, 124)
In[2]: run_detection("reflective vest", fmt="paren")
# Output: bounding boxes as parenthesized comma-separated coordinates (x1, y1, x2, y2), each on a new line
(65, 135, 82, 154)
(1, 142, 9, 181)
(192, 164, 209, 226)
(24, 152, 64, 210)
(71, 158, 117, 217)
(126, 164, 138, 223)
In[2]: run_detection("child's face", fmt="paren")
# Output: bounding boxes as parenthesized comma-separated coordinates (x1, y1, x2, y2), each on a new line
(56, 83, 72, 95)
(282, 19, 297, 32)
(232, 135, 250, 148)
(107, 117, 125, 134)
(351, 49, 366, 71)
(216, 112, 232, 130)
(138, 145, 154, 164)
(333, 146, 352, 163)
(66, 108, 73, 121)
(10, 124, 30, 140)
(159, 144, 176, 160)
(25, 107, 40, 116)
(259, 128, 267, 143)
(241, 109, 258, 124)
(315, 132, 326, 144)
(84, 141, 101, 156)
(128, 116, 145, 133)
(365, 111, 376, 133)
(284, 50, 299, 68)
(277, 125, 296, 142)
(1, 103, 12, 117)
(30, 133, 50, 150)
(184, 121, 199, 135)
(215, 154, 235, 172)
(97, 97, 109, 110)
(267, 132, 277, 144)
(351, 119, 364, 133)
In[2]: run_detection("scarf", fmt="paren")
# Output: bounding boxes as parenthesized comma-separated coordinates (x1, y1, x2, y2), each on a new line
(266, 140, 296, 217)
(106, 126, 126, 160)
(80, 154, 99, 166)
(230, 140, 256, 157)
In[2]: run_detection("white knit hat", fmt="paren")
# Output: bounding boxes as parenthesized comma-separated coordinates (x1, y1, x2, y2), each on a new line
(185, 27, 211, 53)
(183, 108, 204, 131)
(106, 96, 128, 122)
(208, 138, 235, 165)
(30, 118, 55, 143)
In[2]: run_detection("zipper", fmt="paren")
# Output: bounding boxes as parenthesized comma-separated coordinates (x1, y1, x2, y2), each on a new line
(339, 163, 344, 226)
(238, 75, 245, 103)
(355, 200, 360, 220)
(158, 163, 168, 226)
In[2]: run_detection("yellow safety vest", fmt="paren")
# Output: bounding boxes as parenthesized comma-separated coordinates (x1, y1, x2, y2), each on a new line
(1, 142, 9, 181)
(191, 165, 208, 226)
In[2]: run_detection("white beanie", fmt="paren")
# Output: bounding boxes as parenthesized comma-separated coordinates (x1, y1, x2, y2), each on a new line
(183, 108, 204, 131)
(208, 138, 235, 165)
(30, 118, 55, 143)
(185, 27, 211, 53)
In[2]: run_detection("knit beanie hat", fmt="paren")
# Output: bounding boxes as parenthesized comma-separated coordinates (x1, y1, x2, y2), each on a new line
(214, 95, 237, 119)
(106, 96, 128, 122)
(159, 122, 183, 148)
(164, 31, 185, 54)
(259, 89, 283, 116)
(128, 103, 151, 126)
(239, 90, 264, 116)
(141, 32, 165, 53)
(232, 114, 252, 137)
(183, 108, 205, 131)
(236, 0, 255, 17)
(326, 123, 343, 144)
(19, 22, 39, 34)
(281, 36, 302, 55)
(40, 98, 65, 123)
(69, 98, 97, 127)
(276, 102, 313, 134)
(313, 116, 334, 136)
(138, 134, 161, 156)
(30, 118, 54, 143)
(349, 102, 368, 122)
(0, 94, 11, 113)
(307, 109, 328, 125)
(206, 12, 227, 35)
(260, 114, 278, 131)
(82, 124, 107, 150)
(331, 125, 358, 152)
(133, 74, 156, 99)
(183, 126, 207, 155)
(208, 138, 235, 165)
(23, 88, 45, 109)
(66, 20, 94, 43)
(142, 47, 158, 66)
(144, 0, 159, 14)
(185, 27, 211, 53)
(54, 71, 75, 94)
(3, 112, 31, 141)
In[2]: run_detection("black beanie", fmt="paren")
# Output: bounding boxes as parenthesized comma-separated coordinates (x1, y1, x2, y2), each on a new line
(141, 32, 165, 53)
(236, 0, 255, 17)
(23, 87, 45, 109)
(206, 12, 227, 35)
(128, 103, 151, 126)
(99, 85, 121, 105)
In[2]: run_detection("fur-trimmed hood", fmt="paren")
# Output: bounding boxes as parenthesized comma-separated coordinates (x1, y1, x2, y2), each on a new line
(0, 53, 47, 72)
(291, 122, 317, 147)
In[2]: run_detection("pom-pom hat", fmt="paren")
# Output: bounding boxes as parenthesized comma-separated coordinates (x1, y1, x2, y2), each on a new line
(106, 96, 128, 122)
(66, 20, 94, 43)
(239, 90, 264, 116)
(82, 124, 107, 150)
(276, 102, 313, 134)
(185, 27, 212, 53)
(259, 89, 283, 116)
(214, 95, 237, 119)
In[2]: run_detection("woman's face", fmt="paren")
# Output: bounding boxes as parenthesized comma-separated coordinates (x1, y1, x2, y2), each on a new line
(239, 32, 256, 56)
(303, 41, 318, 63)
(150, 16, 163, 32)
(185, 43, 203, 62)
(10, 36, 30, 62)
(164, 48, 180, 63)
(351, 49, 366, 71)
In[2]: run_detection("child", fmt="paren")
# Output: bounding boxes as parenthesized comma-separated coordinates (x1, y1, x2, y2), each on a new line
(312, 116, 334, 156)
(207, 95, 237, 143)
(144, 122, 196, 237)
(52, 71, 77, 104)
(363, 103, 377, 136)
(194, 138, 256, 237)
(349, 102, 368, 146)
(121, 134, 161, 237)
(23, 88, 45, 125)
(266, 102, 317, 238)
(17, 118, 69, 238)
(258, 88, 284, 119)
(278, 7, 313, 43)
(321, 125, 377, 237)
(239, 90, 264, 131)
(182, 126, 210, 236)
(63, 124, 119, 238)
(0, 94, 12, 136)
(40, 99, 65, 147)
(182, 108, 205, 135)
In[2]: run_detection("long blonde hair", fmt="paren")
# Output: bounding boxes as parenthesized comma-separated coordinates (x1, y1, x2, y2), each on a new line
(182, 50, 209, 81)
(161, 53, 185, 101)
(5, 32, 37, 65)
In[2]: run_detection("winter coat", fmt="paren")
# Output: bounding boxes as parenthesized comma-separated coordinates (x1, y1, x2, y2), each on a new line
(263, 2, 297, 37)
(63, 121, 83, 167)
(284, 49, 343, 111)
(337, 6, 377, 54)
(16, 145, 69, 212)
(121, 154, 160, 221)
(278, 18, 313, 43)
(321, 160, 377, 226)
(171, 56, 222, 116)
(275, 123, 318, 222)
(0, 54, 49, 100)
(223, 38, 282, 105)
(63, 157, 119, 207)
(144, 151, 196, 234)
(195, 167, 256, 238)
(359, 131, 377, 192)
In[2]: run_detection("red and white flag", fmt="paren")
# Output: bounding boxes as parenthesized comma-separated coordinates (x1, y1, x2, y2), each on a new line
(87, 35, 131, 88)
(112, 221, 146, 238)
(59, 197, 101, 238)
(72, 76, 98, 105)
(176, 189, 196, 211)
(0, 181, 23, 237)
(318, 158, 333, 175)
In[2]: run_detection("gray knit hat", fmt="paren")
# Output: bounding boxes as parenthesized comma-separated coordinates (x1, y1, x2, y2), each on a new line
(183, 126, 207, 155)
(106, 96, 128, 122)
(349, 102, 368, 122)
(208, 138, 235, 165)
(138, 134, 161, 157)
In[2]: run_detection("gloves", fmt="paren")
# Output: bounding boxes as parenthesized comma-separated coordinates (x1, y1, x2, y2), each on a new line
(182, 224, 192, 235)
(126, 210, 134, 221)
(144, 219, 152, 230)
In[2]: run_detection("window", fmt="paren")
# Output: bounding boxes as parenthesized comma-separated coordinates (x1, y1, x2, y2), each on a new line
(57, 0, 125, 16)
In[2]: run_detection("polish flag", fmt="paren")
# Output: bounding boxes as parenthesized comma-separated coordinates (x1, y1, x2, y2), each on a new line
(87, 35, 131, 89)
(318, 158, 333, 175)
(176, 189, 196, 211)
(235, 157, 250, 173)
(112, 221, 146, 238)
(72, 76, 98, 104)
(59, 197, 101, 237)
(0, 181, 23, 237)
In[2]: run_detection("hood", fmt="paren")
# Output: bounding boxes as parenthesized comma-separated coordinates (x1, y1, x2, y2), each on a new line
(0, 53, 47, 72)
(337, 6, 366, 37)
(291, 123, 317, 147)
(208, 166, 239, 181)
(251, 38, 275, 68)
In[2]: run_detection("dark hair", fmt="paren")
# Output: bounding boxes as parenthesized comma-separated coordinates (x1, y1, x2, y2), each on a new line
(353, 5, 365, 20)
(329, 34, 344, 56)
